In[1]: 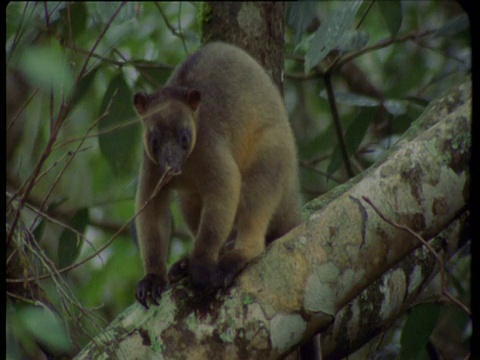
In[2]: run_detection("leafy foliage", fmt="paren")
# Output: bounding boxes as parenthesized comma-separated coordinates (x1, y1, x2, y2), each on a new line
(98, 72, 141, 176)
(285, 1, 470, 190)
(6, 2, 470, 358)
(304, 1, 363, 72)
(400, 303, 441, 360)
(7, 304, 72, 357)
(57, 208, 89, 268)
(379, 0, 404, 37)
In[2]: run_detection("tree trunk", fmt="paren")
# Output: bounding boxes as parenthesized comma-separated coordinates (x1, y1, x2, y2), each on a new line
(74, 75, 471, 360)
(201, 2, 285, 92)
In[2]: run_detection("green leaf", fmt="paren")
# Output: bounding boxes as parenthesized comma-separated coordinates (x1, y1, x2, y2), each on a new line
(298, 124, 337, 159)
(434, 13, 469, 38)
(134, 61, 173, 88)
(400, 303, 441, 360)
(6, 3, 26, 51)
(87, 3, 137, 48)
(326, 108, 374, 175)
(57, 208, 89, 268)
(379, 1, 403, 37)
(392, 113, 413, 134)
(442, 304, 470, 333)
(32, 218, 46, 243)
(320, 90, 380, 107)
(338, 30, 369, 53)
(287, 2, 318, 45)
(71, 66, 100, 110)
(80, 238, 142, 311)
(327, 145, 343, 176)
(89, 2, 135, 25)
(18, 306, 72, 353)
(319, 92, 406, 117)
(18, 42, 74, 97)
(305, 0, 363, 72)
(98, 72, 141, 176)
(345, 108, 375, 155)
(61, 2, 88, 41)
(383, 99, 407, 116)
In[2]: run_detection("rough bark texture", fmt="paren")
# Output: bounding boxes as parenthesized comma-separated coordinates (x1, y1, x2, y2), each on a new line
(74, 76, 471, 359)
(320, 214, 469, 359)
(202, 2, 285, 92)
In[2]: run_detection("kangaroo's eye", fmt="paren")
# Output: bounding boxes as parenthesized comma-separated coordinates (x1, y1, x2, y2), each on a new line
(179, 130, 190, 151)
(150, 134, 160, 153)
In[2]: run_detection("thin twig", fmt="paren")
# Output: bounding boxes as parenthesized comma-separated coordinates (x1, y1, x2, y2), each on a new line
(154, 2, 188, 54)
(7, 168, 174, 284)
(29, 147, 90, 189)
(75, 2, 126, 85)
(21, 199, 100, 259)
(8, 2, 33, 59)
(51, 109, 116, 151)
(7, 2, 127, 243)
(65, 2, 75, 51)
(177, 2, 189, 54)
(356, 0, 375, 30)
(6, 291, 41, 306)
(63, 42, 175, 70)
(15, 222, 107, 339)
(7, 135, 57, 243)
(26, 85, 116, 227)
(30, 111, 102, 230)
(300, 160, 343, 184)
(285, 29, 435, 80)
(284, 71, 322, 81)
(324, 71, 355, 178)
(7, 87, 40, 134)
(334, 29, 435, 70)
(45, 2, 58, 134)
(362, 196, 471, 316)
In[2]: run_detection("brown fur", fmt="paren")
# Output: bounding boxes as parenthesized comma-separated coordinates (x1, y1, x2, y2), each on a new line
(133, 42, 301, 308)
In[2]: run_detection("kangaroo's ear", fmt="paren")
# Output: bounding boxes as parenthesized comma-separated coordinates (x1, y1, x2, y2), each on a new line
(134, 92, 149, 115)
(186, 89, 201, 111)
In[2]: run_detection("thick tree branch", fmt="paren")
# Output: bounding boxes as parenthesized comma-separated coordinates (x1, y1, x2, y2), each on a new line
(75, 76, 470, 359)
(321, 212, 469, 359)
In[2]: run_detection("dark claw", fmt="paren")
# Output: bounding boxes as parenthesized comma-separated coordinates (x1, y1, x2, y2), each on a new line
(167, 253, 248, 293)
(135, 273, 166, 309)
(189, 257, 216, 291)
(214, 252, 249, 289)
(168, 256, 190, 283)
